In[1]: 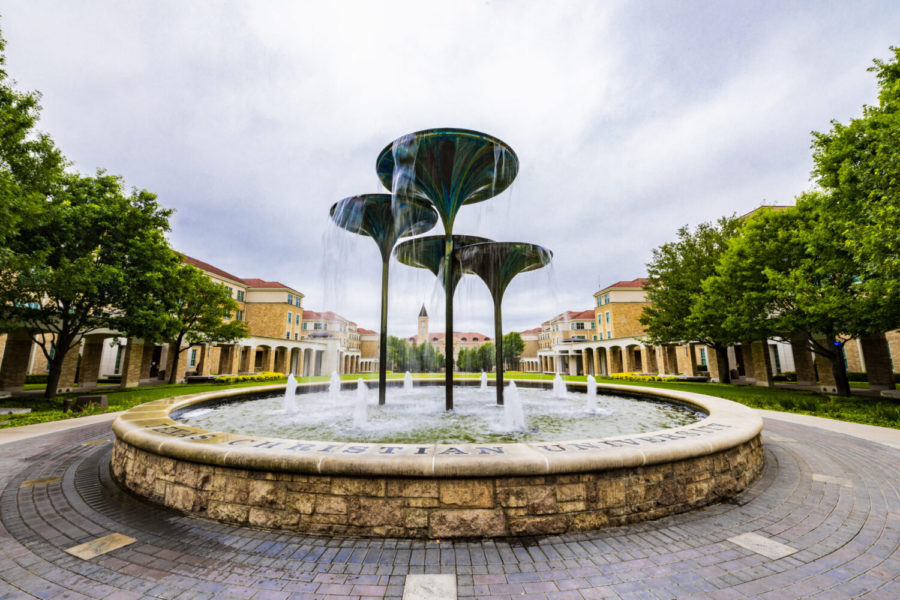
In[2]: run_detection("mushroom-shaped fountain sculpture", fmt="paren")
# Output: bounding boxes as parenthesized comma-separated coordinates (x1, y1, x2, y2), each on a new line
(458, 242, 553, 406)
(330, 194, 438, 405)
(377, 129, 518, 409)
(394, 234, 492, 410)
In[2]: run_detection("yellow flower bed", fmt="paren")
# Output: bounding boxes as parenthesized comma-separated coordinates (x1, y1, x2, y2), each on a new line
(215, 371, 284, 384)
(607, 372, 680, 382)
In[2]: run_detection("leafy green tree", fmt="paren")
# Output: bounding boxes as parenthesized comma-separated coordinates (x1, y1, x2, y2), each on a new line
(387, 336, 409, 371)
(700, 199, 879, 396)
(501, 332, 524, 370)
(137, 259, 249, 384)
(0, 25, 66, 331)
(477, 342, 495, 372)
(811, 46, 900, 324)
(640, 217, 741, 382)
(0, 172, 173, 398)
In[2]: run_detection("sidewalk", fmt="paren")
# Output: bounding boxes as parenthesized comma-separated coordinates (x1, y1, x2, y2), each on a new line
(0, 411, 123, 446)
(757, 408, 900, 449)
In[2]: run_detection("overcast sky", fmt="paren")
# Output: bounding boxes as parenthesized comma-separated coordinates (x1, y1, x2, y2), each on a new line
(3, 1, 899, 337)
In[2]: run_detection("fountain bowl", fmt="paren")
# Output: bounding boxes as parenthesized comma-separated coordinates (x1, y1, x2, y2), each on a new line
(110, 380, 763, 538)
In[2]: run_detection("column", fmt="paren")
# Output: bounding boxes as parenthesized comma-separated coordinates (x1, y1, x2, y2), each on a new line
(121, 339, 145, 388)
(622, 347, 634, 372)
(79, 336, 106, 389)
(661, 345, 677, 375)
(860, 333, 896, 391)
(643, 346, 658, 374)
(568, 353, 578, 376)
(791, 337, 816, 386)
(707, 347, 728, 383)
(140, 344, 155, 379)
(165, 344, 189, 383)
(610, 348, 623, 373)
(750, 341, 774, 387)
(218, 345, 235, 374)
(56, 341, 81, 392)
(683, 343, 698, 377)
(198, 345, 213, 376)
(0, 329, 32, 393)
(741, 343, 755, 380)
(274, 348, 288, 374)
(655, 346, 666, 374)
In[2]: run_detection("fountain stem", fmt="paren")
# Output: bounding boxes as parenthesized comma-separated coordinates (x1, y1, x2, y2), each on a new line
(444, 235, 454, 411)
(378, 259, 389, 405)
(494, 297, 504, 405)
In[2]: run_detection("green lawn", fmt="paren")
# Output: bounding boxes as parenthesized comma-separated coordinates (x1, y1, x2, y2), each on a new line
(1, 371, 897, 430)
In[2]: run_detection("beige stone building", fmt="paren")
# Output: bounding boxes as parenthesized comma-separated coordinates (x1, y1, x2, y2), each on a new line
(301, 310, 365, 375)
(0, 254, 351, 394)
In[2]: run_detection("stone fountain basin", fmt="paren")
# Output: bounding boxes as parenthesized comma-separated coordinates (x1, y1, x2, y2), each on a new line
(111, 380, 763, 538)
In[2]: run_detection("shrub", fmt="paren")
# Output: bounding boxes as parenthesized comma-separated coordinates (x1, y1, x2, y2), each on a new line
(606, 372, 680, 383)
(25, 374, 49, 384)
(215, 371, 284, 384)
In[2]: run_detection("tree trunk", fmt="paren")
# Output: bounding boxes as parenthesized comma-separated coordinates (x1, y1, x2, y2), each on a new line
(167, 334, 185, 385)
(830, 349, 851, 397)
(43, 330, 74, 400)
(714, 345, 731, 384)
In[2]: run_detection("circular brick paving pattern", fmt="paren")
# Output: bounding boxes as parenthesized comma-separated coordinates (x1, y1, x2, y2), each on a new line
(0, 417, 897, 600)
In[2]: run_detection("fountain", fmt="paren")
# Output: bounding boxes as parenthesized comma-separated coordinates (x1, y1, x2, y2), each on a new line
(553, 373, 567, 398)
(283, 373, 298, 415)
(110, 128, 765, 538)
(502, 381, 526, 431)
(585, 374, 597, 412)
(403, 371, 414, 392)
(328, 371, 341, 402)
(458, 242, 552, 405)
(330, 194, 437, 405)
(480, 371, 488, 391)
(377, 128, 518, 410)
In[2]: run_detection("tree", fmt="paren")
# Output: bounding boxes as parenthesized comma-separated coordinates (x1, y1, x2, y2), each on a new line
(0, 24, 66, 331)
(0, 172, 173, 398)
(387, 336, 409, 371)
(811, 46, 900, 323)
(501, 332, 524, 370)
(640, 216, 741, 382)
(477, 342, 495, 372)
(137, 259, 248, 384)
(700, 199, 876, 396)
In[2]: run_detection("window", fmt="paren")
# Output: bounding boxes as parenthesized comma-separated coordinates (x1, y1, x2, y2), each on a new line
(235, 310, 244, 321)
(286, 331, 290, 339)
(700, 348, 707, 366)
(605, 311, 610, 323)
(605, 294, 610, 304)
(294, 332, 299, 340)
(606, 330, 612, 339)
(295, 296, 301, 307)
(593, 335, 597, 341)
(288, 293, 293, 304)
(287, 311, 292, 324)
(113, 346, 122, 373)
(225, 285, 233, 296)
(461, 337, 467, 341)
(189, 348, 197, 367)
(295, 314, 300, 325)
(572, 322, 585, 330)
(237, 290, 245, 302)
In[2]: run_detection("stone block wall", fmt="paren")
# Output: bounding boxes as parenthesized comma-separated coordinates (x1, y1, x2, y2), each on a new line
(111, 435, 763, 538)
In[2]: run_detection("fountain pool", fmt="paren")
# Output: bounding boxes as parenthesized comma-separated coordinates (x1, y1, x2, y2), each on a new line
(111, 379, 763, 538)
(177, 383, 703, 444)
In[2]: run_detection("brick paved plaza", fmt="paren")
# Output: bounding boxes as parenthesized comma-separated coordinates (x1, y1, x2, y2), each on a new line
(0, 415, 897, 599)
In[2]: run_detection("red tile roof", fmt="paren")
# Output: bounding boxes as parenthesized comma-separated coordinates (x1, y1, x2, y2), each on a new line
(599, 278, 649, 291)
(520, 327, 542, 334)
(357, 328, 376, 335)
(241, 278, 289, 289)
(180, 254, 245, 285)
(180, 254, 298, 292)
(542, 310, 595, 325)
